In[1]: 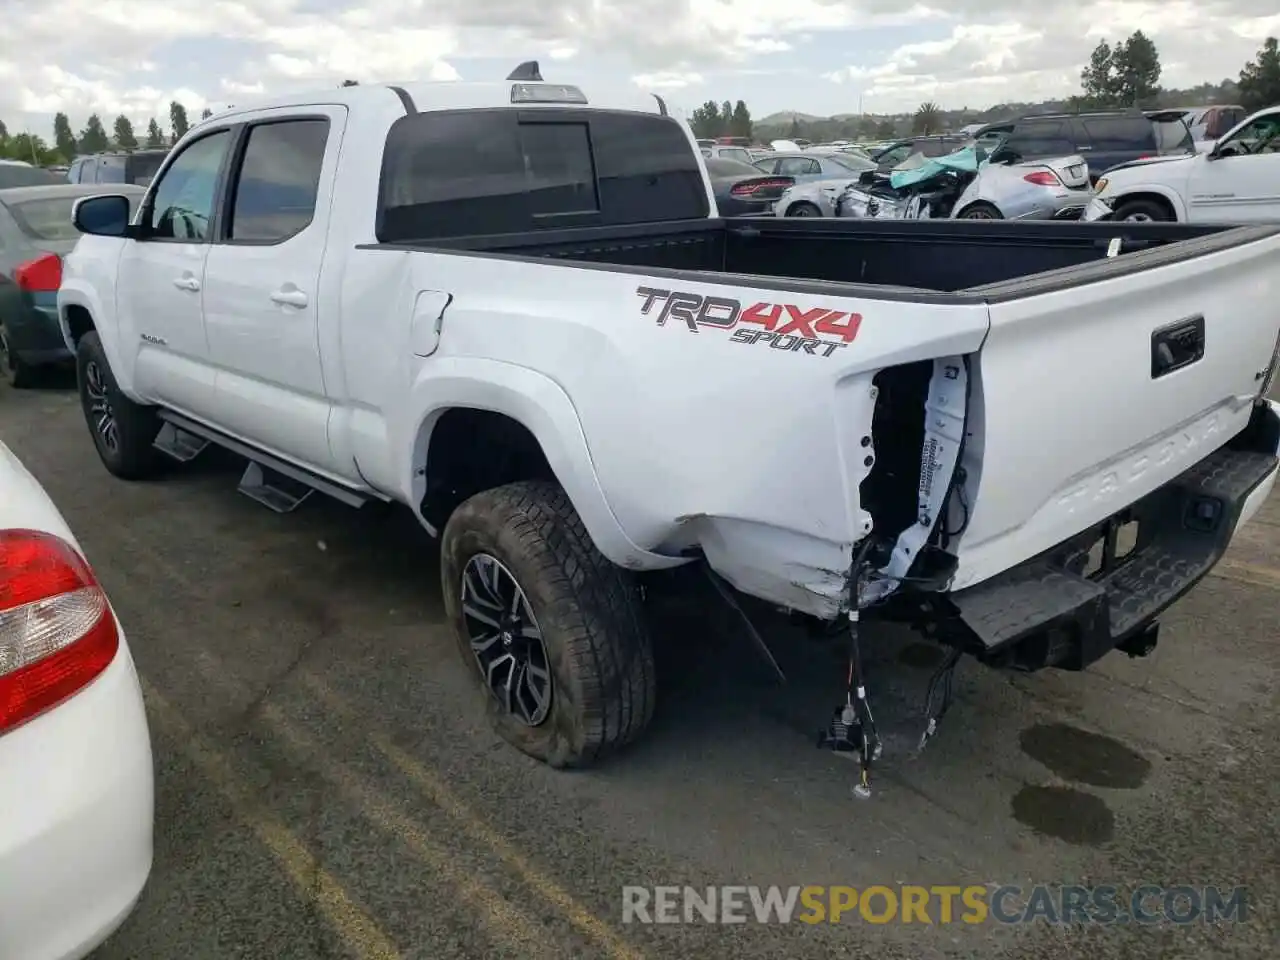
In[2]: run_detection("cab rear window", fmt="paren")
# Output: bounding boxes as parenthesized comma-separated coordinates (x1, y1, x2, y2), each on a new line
(377, 108, 710, 242)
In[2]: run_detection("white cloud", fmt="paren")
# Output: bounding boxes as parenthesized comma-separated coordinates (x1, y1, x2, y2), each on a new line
(0, 0, 1276, 139)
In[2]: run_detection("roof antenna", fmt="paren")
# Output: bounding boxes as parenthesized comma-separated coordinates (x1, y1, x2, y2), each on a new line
(507, 61, 543, 82)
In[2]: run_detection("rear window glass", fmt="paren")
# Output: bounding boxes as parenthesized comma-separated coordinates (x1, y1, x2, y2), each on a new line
(127, 152, 166, 186)
(379, 108, 709, 242)
(1079, 117, 1154, 151)
(717, 148, 752, 164)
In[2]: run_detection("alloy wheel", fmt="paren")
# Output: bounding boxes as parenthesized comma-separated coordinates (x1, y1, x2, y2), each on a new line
(460, 553, 553, 726)
(84, 360, 120, 453)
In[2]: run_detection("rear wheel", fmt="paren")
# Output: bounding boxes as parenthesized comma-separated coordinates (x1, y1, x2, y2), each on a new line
(1112, 198, 1172, 222)
(0, 321, 38, 389)
(787, 202, 822, 217)
(441, 480, 656, 768)
(75, 331, 164, 480)
(957, 202, 1003, 220)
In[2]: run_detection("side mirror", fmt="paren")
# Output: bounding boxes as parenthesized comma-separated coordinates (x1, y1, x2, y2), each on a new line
(72, 194, 134, 238)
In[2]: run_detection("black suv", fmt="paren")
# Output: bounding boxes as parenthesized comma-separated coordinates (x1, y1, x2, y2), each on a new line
(976, 110, 1193, 181)
(65, 149, 170, 187)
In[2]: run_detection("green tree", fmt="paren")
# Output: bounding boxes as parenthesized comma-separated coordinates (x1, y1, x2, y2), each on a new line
(730, 100, 752, 139)
(875, 118, 896, 138)
(689, 100, 724, 138)
(113, 115, 137, 150)
(1081, 32, 1161, 107)
(53, 112, 77, 159)
(1113, 30, 1161, 105)
(787, 117, 802, 139)
(7, 133, 57, 165)
(78, 114, 110, 153)
(720, 100, 732, 133)
(1239, 37, 1280, 113)
(169, 100, 189, 143)
(0, 118, 8, 148)
(201, 107, 213, 120)
(912, 101, 942, 134)
(145, 118, 166, 147)
(1080, 40, 1117, 105)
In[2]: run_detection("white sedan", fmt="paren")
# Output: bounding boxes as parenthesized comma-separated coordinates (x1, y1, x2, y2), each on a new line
(0, 439, 153, 960)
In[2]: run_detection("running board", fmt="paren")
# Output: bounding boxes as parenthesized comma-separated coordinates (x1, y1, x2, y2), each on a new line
(153, 421, 210, 462)
(155, 410, 374, 511)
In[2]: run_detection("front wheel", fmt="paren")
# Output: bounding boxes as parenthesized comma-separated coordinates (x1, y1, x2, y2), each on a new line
(441, 480, 656, 768)
(1111, 198, 1172, 223)
(75, 331, 164, 480)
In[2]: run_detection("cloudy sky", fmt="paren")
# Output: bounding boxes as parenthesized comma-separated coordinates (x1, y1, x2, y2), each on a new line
(1, 0, 1277, 138)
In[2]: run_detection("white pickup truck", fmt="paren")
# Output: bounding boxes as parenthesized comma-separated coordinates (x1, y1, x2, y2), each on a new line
(57, 65, 1280, 773)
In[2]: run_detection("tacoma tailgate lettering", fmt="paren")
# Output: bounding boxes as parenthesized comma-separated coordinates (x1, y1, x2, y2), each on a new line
(635, 286, 861, 357)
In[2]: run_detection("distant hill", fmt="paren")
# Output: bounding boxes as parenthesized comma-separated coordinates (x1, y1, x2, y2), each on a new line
(754, 79, 1242, 141)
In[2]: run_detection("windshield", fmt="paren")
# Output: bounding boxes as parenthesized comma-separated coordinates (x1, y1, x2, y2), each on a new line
(8, 197, 84, 240)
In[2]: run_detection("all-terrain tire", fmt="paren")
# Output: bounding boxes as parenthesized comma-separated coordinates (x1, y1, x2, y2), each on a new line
(441, 480, 656, 768)
(75, 330, 164, 480)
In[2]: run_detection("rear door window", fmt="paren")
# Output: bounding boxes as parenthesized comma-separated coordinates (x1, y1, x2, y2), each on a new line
(1002, 121, 1076, 158)
(378, 108, 710, 241)
(777, 156, 819, 175)
(97, 157, 127, 183)
(1079, 116, 1155, 152)
(226, 119, 330, 242)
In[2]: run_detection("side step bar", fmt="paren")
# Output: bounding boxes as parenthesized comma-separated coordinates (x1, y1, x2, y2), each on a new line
(154, 410, 377, 512)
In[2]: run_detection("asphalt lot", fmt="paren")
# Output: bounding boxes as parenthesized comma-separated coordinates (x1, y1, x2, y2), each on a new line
(1, 374, 1277, 960)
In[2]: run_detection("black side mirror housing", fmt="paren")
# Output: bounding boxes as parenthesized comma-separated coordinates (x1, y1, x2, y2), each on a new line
(72, 194, 134, 238)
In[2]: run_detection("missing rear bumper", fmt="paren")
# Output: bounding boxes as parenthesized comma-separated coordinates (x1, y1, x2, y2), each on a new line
(945, 402, 1280, 671)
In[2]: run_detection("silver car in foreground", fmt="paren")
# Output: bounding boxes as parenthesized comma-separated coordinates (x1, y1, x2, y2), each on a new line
(837, 152, 1094, 221)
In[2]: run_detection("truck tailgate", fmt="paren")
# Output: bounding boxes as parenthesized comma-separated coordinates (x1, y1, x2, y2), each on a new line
(951, 232, 1280, 591)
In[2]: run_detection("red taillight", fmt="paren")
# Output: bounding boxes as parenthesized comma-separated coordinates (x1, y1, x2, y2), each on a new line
(1023, 171, 1061, 187)
(13, 253, 62, 293)
(730, 177, 794, 197)
(0, 529, 119, 735)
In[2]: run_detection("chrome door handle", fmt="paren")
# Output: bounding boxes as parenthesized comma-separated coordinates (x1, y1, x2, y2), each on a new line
(172, 276, 200, 291)
(270, 288, 309, 308)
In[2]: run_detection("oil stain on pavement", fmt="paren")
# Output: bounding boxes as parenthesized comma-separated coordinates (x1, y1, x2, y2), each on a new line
(1019, 722, 1152, 789)
(1011, 784, 1115, 846)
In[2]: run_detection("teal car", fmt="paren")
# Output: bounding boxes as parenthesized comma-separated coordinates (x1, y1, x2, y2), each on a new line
(0, 184, 145, 387)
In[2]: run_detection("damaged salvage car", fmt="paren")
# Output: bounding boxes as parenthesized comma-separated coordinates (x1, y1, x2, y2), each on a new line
(55, 64, 1280, 794)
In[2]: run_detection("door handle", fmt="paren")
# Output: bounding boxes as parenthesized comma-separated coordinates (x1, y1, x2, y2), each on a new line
(270, 288, 309, 308)
(172, 276, 200, 292)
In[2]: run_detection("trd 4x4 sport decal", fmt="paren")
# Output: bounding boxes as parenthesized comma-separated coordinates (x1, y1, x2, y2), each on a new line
(636, 286, 862, 358)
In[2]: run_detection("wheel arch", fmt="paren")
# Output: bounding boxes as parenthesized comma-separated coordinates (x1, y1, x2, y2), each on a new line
(404, 359, 684, 573)
(1108, 187, 1185, 221)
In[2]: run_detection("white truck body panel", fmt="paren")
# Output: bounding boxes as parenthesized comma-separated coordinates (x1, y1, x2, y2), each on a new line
(58, 77, 1280, 632)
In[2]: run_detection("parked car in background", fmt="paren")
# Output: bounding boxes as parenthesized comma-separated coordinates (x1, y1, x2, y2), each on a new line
(1085, 106, 1280, 223)
(753, 150, 875, 182)
(1179, 104, 1246, 146)
(870, 136, 972, 170)
(0, 440, 154, 960)
(0, 162, 64, 189)
(67, 149, 170, 187)
(704, 157, 795, 215)
(0, 184, 146, 387)
(836, 146, 1093, 221)
(699, 143, 755, 165)
(977, 110, 1193, 183)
